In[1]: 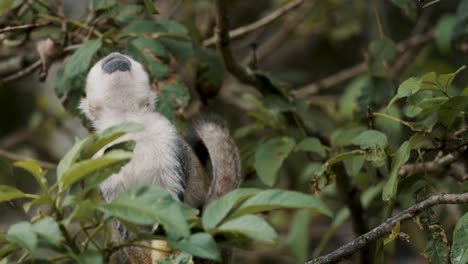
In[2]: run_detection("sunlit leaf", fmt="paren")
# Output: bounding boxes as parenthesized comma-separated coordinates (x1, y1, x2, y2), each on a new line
(0, 185, 26, 202)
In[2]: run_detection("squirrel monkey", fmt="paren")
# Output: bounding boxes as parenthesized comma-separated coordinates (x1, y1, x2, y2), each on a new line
(80, 52, 241, 263)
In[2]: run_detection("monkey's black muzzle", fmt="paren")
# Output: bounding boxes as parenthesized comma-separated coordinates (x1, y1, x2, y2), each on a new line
(102, 53, 131, 74)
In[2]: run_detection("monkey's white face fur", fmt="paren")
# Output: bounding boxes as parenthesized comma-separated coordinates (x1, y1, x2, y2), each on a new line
(80, 52, 156, 125)
(80, 52, 187, 202)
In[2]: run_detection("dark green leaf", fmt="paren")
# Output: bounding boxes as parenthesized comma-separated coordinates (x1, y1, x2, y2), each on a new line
(382, 141, 410, 201)
(453, 0, 468, 41)
(202, 188, 260, 230)
(169, 233, 220, 261)
(296, 137, 326, 157)
(451, 212, 468, 264)
(343, 155, 366, 177)
(143, 0, 159, 14)
(216, 215, 277, 243)
(97, 185, 196, 238)
(13, 160, 47, 191)
(255, 137, 296, 186)
(33, 217, 61, 247)
(286, 209, 310, 262)
(390, 0, 417, 20)
(435, 15, 457, 53)
(438, 96, 468, 129)
(64, 39, 102, 78)
(155, 76, 190, 122)
(352, 130, 388, 149)
(77, 250, 102, 264)
(6, 222, 37, 254)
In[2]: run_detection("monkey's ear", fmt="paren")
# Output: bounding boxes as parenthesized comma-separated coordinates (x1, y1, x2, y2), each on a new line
(80, 98, 101, 121)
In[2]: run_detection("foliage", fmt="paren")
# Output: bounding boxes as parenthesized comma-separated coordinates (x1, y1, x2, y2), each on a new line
(0, 123, 331, 263)
(0, 0, 467, 263)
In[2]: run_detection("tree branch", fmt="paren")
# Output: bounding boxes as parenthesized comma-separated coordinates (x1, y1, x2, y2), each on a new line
(213, 0, 265, 89)
(398, 151, 464, 178)
(293, 30, 435, 98)
(204, 0, 304, 47)
(306, 192, 468, 264)
(0, 148, 57, 170)
(0, 22, 50, 34)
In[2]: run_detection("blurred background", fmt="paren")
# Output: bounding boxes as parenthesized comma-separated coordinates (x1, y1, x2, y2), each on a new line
(0, 0, 467, 263)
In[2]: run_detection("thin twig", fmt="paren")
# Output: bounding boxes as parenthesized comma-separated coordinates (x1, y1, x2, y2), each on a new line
(306, 192, 468, 264)
(0, 22, 50, 34)
(0, 60, 42, 83)
(293, 30, 435, 98)
(0, 148, 57, 170)
(213, 0, 263, 88)
(204, 0, 304, 47)
(398, 152, 463, 178)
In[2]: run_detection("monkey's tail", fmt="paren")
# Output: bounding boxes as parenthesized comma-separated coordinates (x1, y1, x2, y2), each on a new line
(187, 114, 241, 206)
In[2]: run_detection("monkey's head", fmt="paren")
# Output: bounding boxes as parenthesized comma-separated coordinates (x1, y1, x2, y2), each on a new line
(80, 52, 156, 123)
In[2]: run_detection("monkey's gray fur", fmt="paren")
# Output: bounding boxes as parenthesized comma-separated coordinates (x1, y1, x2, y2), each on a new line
(80, 52, 241, 263)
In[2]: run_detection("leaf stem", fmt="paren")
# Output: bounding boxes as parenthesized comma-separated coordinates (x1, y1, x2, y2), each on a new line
(371, 0, 385, 38)
(373, 112, 422, 132)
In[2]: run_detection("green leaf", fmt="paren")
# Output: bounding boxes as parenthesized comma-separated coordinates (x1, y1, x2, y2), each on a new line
(390, 0, 417, 20)
(13, 160, 48, 192)
(367, 37, 397, 77)
(438, 96, 468, 129)
(33, 217, 61, 247)
(382, 141, 410, 201)
(423, 237, 450, 264)
(57, 135, 96, 180)
(77, 250, 102, 264)
(195, 48, 224, 97)
(155, 76, 190, 123)
(435, 15, 457, 53)
(254, 137, 296, 186)
(352, 130, 388, 149)
(296, 137, 326, 157)
(143, 0, 159, 14)
(0, 0, 14, 16)
(438, 65, 466, 90)
(202, 188, 261, 230)
(383, 221, 400, 245)
(387, 77, 421, 108)
(343, 155, 366, 177)
(453, 0, 468, 41)
(286, 209, 310, 262)
(0, 185, 26, 202)
(59, 150, 133, 190)
(97, 185, 196, 238)
(82, 122, 144, 159)
(451, 212, 468, 264)
(330, 126, 367, 147)
(119, 20, 167, 36)
(6, 222, 37, 254)
(169, 233, 220, 261)
(231, 189, 332, 218)
(64, 39, 102, 78)
(216, 215, 277, 243)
